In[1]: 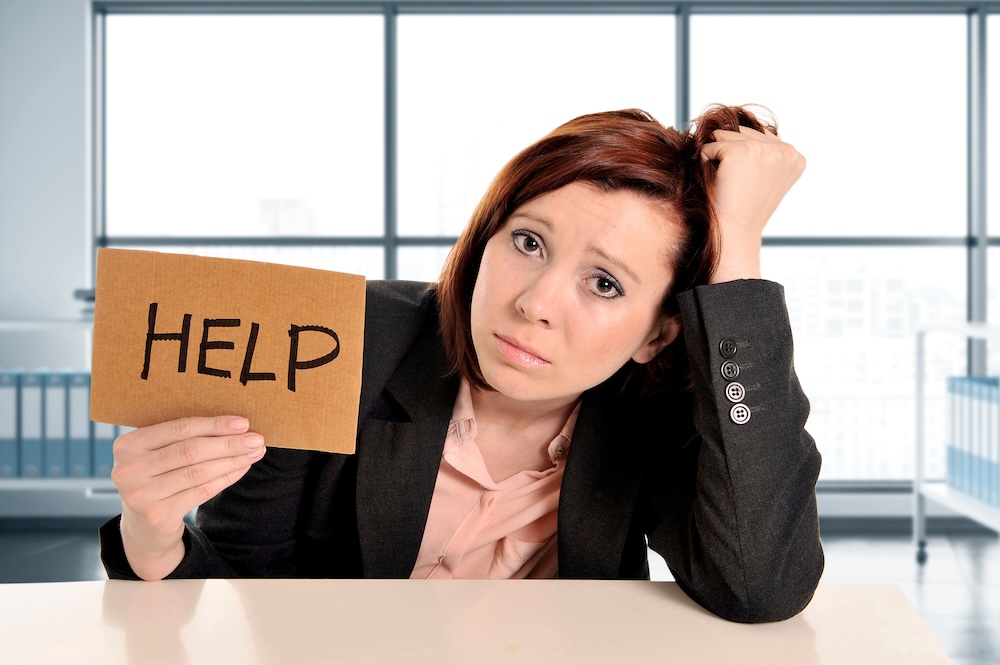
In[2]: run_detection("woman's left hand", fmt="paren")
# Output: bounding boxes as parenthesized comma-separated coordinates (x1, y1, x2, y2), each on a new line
(700, 126, 806, 284)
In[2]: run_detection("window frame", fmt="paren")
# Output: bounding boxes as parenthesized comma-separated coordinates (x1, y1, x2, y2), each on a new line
(91, 0, 1000, 488)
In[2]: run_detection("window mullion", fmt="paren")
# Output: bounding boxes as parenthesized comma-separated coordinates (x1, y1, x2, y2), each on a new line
(385, 5, 399, 280)
(968, 6, 988, 374)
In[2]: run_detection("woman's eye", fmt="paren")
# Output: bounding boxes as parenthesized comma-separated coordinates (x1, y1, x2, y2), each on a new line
(589, 274, 625, 299)
(511, 230, 542, 255)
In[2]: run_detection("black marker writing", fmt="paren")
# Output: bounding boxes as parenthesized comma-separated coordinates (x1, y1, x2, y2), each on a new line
(240, 322, 277, 386)
(141, 303, 192, 380)
(140, 304, 339, 391)
(287, 325, 340, 392)
(198, 319, 240, 378)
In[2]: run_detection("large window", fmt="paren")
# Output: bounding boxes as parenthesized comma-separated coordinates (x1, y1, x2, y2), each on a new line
(96, 3, 998, 482)
(105, 14, 386, 275)
(690, 13, 969, 481)
(762, 247, 965, 480)
(991, 15, 1000, 239)
(395, 13, 674, 280)
(396, 14, 675, 238)
(690, 14, 966, 239)
(989, 16, 1000, 342)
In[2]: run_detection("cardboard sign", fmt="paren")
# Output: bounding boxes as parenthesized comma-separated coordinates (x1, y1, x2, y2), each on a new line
(90, 248, 366, 454)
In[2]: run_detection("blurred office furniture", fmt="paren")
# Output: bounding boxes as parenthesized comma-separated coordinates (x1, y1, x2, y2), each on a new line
(945, 375, 999, 507)
(0, 320, 122, 520)
(914, 322, 1000, 564)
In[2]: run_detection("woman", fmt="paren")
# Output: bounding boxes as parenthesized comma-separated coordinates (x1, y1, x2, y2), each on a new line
(100, 104, 824, 624)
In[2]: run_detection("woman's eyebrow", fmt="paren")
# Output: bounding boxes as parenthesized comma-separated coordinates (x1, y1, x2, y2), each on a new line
(509, 211, 641, 284)
(509, 211, 552, 229)
(590, 245, 640, 284)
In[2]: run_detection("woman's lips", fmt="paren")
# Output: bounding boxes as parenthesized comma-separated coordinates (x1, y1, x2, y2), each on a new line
(494, 334, 550, 368)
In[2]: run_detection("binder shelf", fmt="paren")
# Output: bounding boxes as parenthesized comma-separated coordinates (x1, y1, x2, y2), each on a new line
(0, 369, 122, 518)
(914, 322, 1000, 564)
(0, 477, 119, 518)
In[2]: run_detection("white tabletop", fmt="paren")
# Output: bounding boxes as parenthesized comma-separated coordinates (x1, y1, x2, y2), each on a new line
(0, 579, 952, 665)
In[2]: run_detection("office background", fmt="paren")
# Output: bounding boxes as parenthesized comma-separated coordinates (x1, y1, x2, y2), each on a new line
(5, 0, 1000, 483)
(0, 1, 998, 663)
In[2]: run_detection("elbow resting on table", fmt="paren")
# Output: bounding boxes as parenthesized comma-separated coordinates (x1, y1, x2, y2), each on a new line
(728, 548, 826, 624)
(672, 533, 826, 624)
(747, 561, 825, 623)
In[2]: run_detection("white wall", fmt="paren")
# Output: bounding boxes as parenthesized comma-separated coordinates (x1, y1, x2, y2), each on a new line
(0, 0, 92, 369)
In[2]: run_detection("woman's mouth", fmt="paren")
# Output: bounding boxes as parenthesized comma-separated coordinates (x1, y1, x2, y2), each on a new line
(494, 334, 550, 368)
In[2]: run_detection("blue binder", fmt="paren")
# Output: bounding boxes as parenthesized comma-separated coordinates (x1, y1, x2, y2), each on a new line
(0, 372, 17, 477)
(92, 421, 116, 478)
(947, 375, 1000, 506)
(974, 378, 999, 503)
(19, 371, 43, 478)
(960, 378, 971, 495)
(971, 379, 981, 500)
(988, 380, 999, 508)
(43, 372, 68, 477)
(67, 372, 92, 477)
(946, 377, 956, 491)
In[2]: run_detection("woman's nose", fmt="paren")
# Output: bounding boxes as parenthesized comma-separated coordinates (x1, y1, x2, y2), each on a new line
(515, 271, 562, 326)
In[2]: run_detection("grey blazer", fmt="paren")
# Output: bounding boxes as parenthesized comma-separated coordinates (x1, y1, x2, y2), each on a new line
(101, 278, 824, 623)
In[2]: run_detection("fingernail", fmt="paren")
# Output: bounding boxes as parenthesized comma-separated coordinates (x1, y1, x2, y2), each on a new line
(244, 434, 264, 449)
(248, 446, 266, 460)
(230, 417, 250, 432)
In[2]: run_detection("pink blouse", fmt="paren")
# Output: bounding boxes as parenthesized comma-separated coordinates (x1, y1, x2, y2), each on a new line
(409, 379, 580, 579)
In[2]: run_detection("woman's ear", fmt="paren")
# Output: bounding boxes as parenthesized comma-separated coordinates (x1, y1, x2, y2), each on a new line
(632, 316, 681, 365)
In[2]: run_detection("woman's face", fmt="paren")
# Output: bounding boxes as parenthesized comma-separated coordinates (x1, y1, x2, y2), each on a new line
(470, 181, 681, 405)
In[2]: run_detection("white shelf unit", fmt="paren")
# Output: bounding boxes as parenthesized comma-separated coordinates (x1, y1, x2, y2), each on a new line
(0, 478, 120, 518)
(913, 322, 1000, 563)
(0, 319, 120, 519)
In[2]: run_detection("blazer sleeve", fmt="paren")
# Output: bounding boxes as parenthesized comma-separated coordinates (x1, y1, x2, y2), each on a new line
(100, 446, 318, 580)
(643, 278, 824, 623)
(98, 281, 433, 581)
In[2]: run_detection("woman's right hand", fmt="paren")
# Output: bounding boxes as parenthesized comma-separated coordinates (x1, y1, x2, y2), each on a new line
(111, 415, 266, 580)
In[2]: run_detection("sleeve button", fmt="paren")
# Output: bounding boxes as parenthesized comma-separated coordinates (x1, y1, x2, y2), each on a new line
(725, 381, 746, 402)
(719, 338, 738, 358)
(730, 403, 751, 425)
(721, 360, 740, 380)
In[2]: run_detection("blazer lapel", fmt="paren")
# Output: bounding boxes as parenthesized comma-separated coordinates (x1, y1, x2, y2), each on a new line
(355, 322, 459, 578)
(558, 386, 643, 579)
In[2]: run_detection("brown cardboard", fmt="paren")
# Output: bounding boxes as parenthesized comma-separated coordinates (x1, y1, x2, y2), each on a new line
(90, 248, 366, 454)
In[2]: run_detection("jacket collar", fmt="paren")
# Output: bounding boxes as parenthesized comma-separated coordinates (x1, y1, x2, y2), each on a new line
(355, 320, 459, 578)
(355, 319, 673, 580)
(557, 384, 644, 579)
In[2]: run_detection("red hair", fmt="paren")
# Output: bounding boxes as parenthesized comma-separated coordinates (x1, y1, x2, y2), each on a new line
(435, 104, 775, 395)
